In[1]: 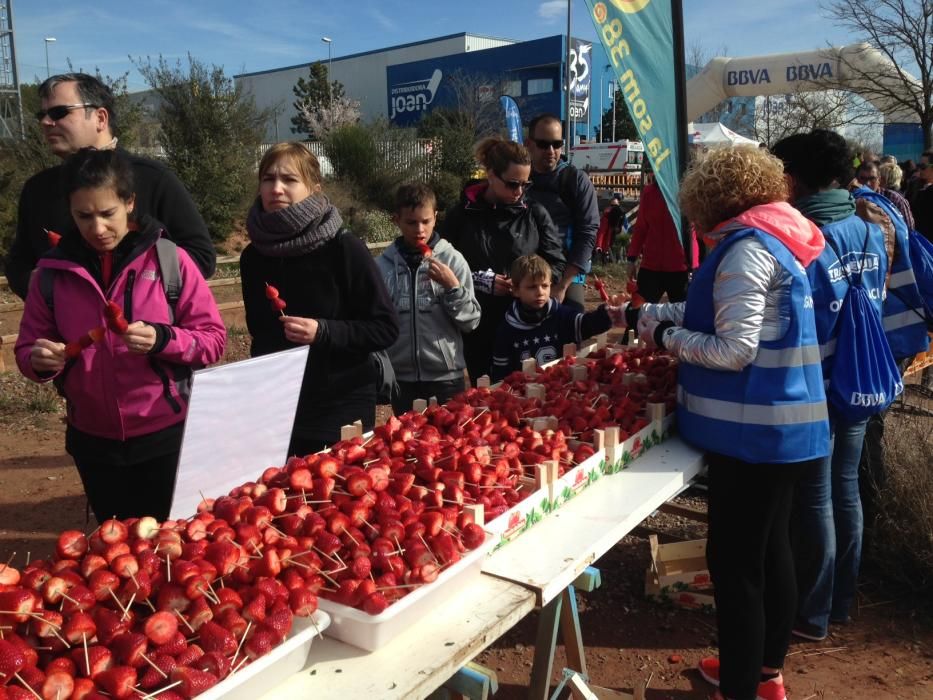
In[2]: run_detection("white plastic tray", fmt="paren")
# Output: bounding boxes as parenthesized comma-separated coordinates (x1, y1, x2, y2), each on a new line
(198, 610, 331, 700)
(317, 531, 494, 651)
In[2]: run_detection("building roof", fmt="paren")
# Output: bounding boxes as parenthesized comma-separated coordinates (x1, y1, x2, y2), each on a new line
(234, 31, 518, 79)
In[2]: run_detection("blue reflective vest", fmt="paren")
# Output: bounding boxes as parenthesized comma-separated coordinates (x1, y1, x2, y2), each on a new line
(851, 187, 930, 360)
(677, 229, 830, 464)
(807, 214, 887, 383)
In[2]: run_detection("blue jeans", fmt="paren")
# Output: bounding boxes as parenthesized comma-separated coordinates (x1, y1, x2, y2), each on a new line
(792, 413, 867, 634)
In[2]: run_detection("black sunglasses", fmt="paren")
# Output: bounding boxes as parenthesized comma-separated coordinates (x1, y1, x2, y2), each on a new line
(532, 138, 564, 150)
(495, 173, 533, 191)
(36, 103, 98, 122)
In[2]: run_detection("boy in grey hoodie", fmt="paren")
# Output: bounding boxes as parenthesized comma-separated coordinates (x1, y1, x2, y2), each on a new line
(377, 184, 481, 414)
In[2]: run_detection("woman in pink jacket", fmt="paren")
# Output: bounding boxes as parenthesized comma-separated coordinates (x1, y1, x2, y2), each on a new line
(16, 148, 226, 522)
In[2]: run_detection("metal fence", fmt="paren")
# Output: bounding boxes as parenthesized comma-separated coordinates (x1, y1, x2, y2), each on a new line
(258, 139, 439, 180)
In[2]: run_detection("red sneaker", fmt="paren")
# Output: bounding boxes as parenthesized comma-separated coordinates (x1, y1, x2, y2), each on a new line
(757, 676, 787, 700)
(698, 657, 720, 686)
(698, 658, 787, 700)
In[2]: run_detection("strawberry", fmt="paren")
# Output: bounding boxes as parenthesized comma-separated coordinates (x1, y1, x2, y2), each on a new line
(271, 297, 287, 312)
(416, 242, 432, 257)
(210, 588, 243, 616)
(56, 531, 89, 560)
(264, 283, 280, 300)
(240, 594, 266, 624)
(197, 622, 236, 656)
(15, 667, 44, 694)
(153, 631, 187, 658)
(244, 627, 277, 660)
(185, 597, 213, 631)
(91, 608, 129, 646)
(143, 611, 178, 645)
(98, 519, 128, 545)
(174, 644, 204, 668)
(139, 653, 177, 690)
(44, 658, 76, 677)
(0, 589, 39, 624)
(170, 666, 218, 699)
(262, 606, 292, 642)
(62, 611, 97, 645)
(41, 671, 75, 700)
(362, 592, 389, 615)
(46, 230, 62, 247)
(110, 632, 148, 668)
(104, 301, 129, 334)
(195, 651, 229, 679)
(71, 645, 113, 678)
(593, 275, 611, 303)
(95, 666, 137, 699)
(61, 585, 95, 613)
(70, 677, 96, 699)
(461, 523, 486, 550)
(0, 639, 26, 684)
(287, 588, 318, 617)
(213, 609, 248, 642)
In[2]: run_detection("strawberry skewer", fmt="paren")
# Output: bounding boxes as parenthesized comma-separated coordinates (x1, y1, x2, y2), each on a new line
(592, 275, 610, 303)
(64, 326, 106, 359)
(104, 301, 129, 335)
(265, 283, 287, 317)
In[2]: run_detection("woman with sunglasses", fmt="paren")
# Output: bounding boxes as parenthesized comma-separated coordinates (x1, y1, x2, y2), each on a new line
(442, 136, 566, 382)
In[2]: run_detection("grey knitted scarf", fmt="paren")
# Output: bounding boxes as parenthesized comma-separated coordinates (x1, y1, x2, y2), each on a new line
(246, 193, 344, 257)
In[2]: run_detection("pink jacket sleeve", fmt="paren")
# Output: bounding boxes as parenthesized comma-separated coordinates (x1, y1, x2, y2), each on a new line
(152, 249, 226, 366)
(14, 273, 63, 383)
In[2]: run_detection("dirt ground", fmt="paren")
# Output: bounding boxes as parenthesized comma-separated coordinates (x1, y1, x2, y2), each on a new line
(1, 270, 932, 699)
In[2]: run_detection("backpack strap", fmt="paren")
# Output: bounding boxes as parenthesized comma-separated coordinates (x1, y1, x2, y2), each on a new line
(38, 268, 56, 312)
(155, 237, 182, 324)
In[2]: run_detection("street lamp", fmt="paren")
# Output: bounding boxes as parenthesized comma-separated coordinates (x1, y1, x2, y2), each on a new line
(321, 37, 333, 113)
(44, 37, 56, 78)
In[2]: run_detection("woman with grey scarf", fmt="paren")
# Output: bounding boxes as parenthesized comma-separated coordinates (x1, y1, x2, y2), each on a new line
(240, 143, 399, 455)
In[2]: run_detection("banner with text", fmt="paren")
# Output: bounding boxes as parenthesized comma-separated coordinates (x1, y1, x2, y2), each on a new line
(585, 0, 682, 235)
(500, 95, 523, 143)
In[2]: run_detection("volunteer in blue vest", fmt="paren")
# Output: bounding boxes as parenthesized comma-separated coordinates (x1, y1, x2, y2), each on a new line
(772, 130, 890, 642)
(849, 164, 933, 531)
(525, 113, 599, 312)
(632, 146, 830, 700)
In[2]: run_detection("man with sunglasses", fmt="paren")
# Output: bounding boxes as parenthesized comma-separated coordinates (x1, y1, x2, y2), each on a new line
(5, 73, 215, 299)
(524, 114, 599, 311)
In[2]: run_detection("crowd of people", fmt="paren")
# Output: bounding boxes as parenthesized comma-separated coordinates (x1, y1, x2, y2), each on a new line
(7, 72, 933, 700)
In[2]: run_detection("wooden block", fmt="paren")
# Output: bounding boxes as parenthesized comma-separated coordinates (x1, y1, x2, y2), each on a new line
(595, 332, 608, 349)
(477, 375, 491, 389)
(592, 429, 606, 452)
(429, 396, 439, 407)
(463, 503, 485, 527)
(570, 364, 588, 381)
(604, 426, 620, 466)
(563, 343, 578, 358)
(534, 460, 559, 490)
(647, 402, 665, 422)
(339, 423, 362, 441)
(532, 417, 550, 433)
(572, 566, 602, 592)
(522, 358, 537, 377)
(568, 674, 599, 700)
(412, 398, 428, 413)
(525, 383, 546, 400)
(438, 662, 498, 700)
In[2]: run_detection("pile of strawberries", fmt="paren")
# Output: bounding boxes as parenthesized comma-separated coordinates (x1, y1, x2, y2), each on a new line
(0, 346, 677, 699)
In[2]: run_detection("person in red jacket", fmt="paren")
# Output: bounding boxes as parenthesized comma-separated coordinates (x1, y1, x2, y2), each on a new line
(15, 148, 226, 522)
(626, 167, 699, 302)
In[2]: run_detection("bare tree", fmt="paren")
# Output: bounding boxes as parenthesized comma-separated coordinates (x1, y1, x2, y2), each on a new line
(687, 40, 756, 138)
(754, 88, 881, 148)
(822, 0, 933, 148)
(296, 95, 361, 139)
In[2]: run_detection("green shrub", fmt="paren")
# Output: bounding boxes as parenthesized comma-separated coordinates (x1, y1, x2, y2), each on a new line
(430, 171, 466, 214)
(324, 124, 382, 185)
(354, 210, 397, 243)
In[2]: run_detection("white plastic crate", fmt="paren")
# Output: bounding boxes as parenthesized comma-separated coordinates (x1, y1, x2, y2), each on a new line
(317, 531, 494, 651)
(197, 610, 331, 700)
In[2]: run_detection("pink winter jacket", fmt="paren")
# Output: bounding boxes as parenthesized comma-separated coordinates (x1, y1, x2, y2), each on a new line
(16, 227, 226, 441)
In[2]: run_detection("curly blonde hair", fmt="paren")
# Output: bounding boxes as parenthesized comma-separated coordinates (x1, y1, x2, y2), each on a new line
(679, 146, 788, 233)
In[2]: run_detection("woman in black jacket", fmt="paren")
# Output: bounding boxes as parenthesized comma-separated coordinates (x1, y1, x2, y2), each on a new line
(442, 137, 566, 382)
(240, 143, 399, 455)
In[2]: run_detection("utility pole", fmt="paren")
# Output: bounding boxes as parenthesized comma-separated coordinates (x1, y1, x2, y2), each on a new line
(565, 0, 572, 150)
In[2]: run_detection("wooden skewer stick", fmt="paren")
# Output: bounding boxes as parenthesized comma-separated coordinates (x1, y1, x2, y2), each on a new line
(174, 609, 195, 633)
(166, 554, 171, 583)
(140, 651, 168, 678)
(49, 627, 72, 649)
(0, 551, 16, 575)
(230, 620, 252, 669)
(340, 527, 359, 546)
(12, 673, 41, 699)
(107, 588, 128, 616)
(376, 583, 423, 591)
(140, 680, 183, 699)
(83, 633, 90, 677)
(121, 593, 137, 620)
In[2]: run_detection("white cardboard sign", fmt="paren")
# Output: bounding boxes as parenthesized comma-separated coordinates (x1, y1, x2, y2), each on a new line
(169, 346, 309, 520)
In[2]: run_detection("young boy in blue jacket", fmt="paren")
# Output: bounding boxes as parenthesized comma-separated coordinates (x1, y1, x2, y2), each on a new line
(490, 254, 623, 380)
(377, 183, 481, 414)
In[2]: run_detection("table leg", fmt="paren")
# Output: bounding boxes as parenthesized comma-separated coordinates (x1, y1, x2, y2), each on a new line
(559, 586, 586, 676)
(529, 593, 563, 700)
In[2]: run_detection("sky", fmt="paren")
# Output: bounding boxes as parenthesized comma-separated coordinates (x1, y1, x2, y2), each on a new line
(14, 1, 856, 93)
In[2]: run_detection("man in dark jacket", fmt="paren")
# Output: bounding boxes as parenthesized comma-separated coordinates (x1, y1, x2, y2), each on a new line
(5, 73, 215, 299)
(525, 113, 599, 311)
